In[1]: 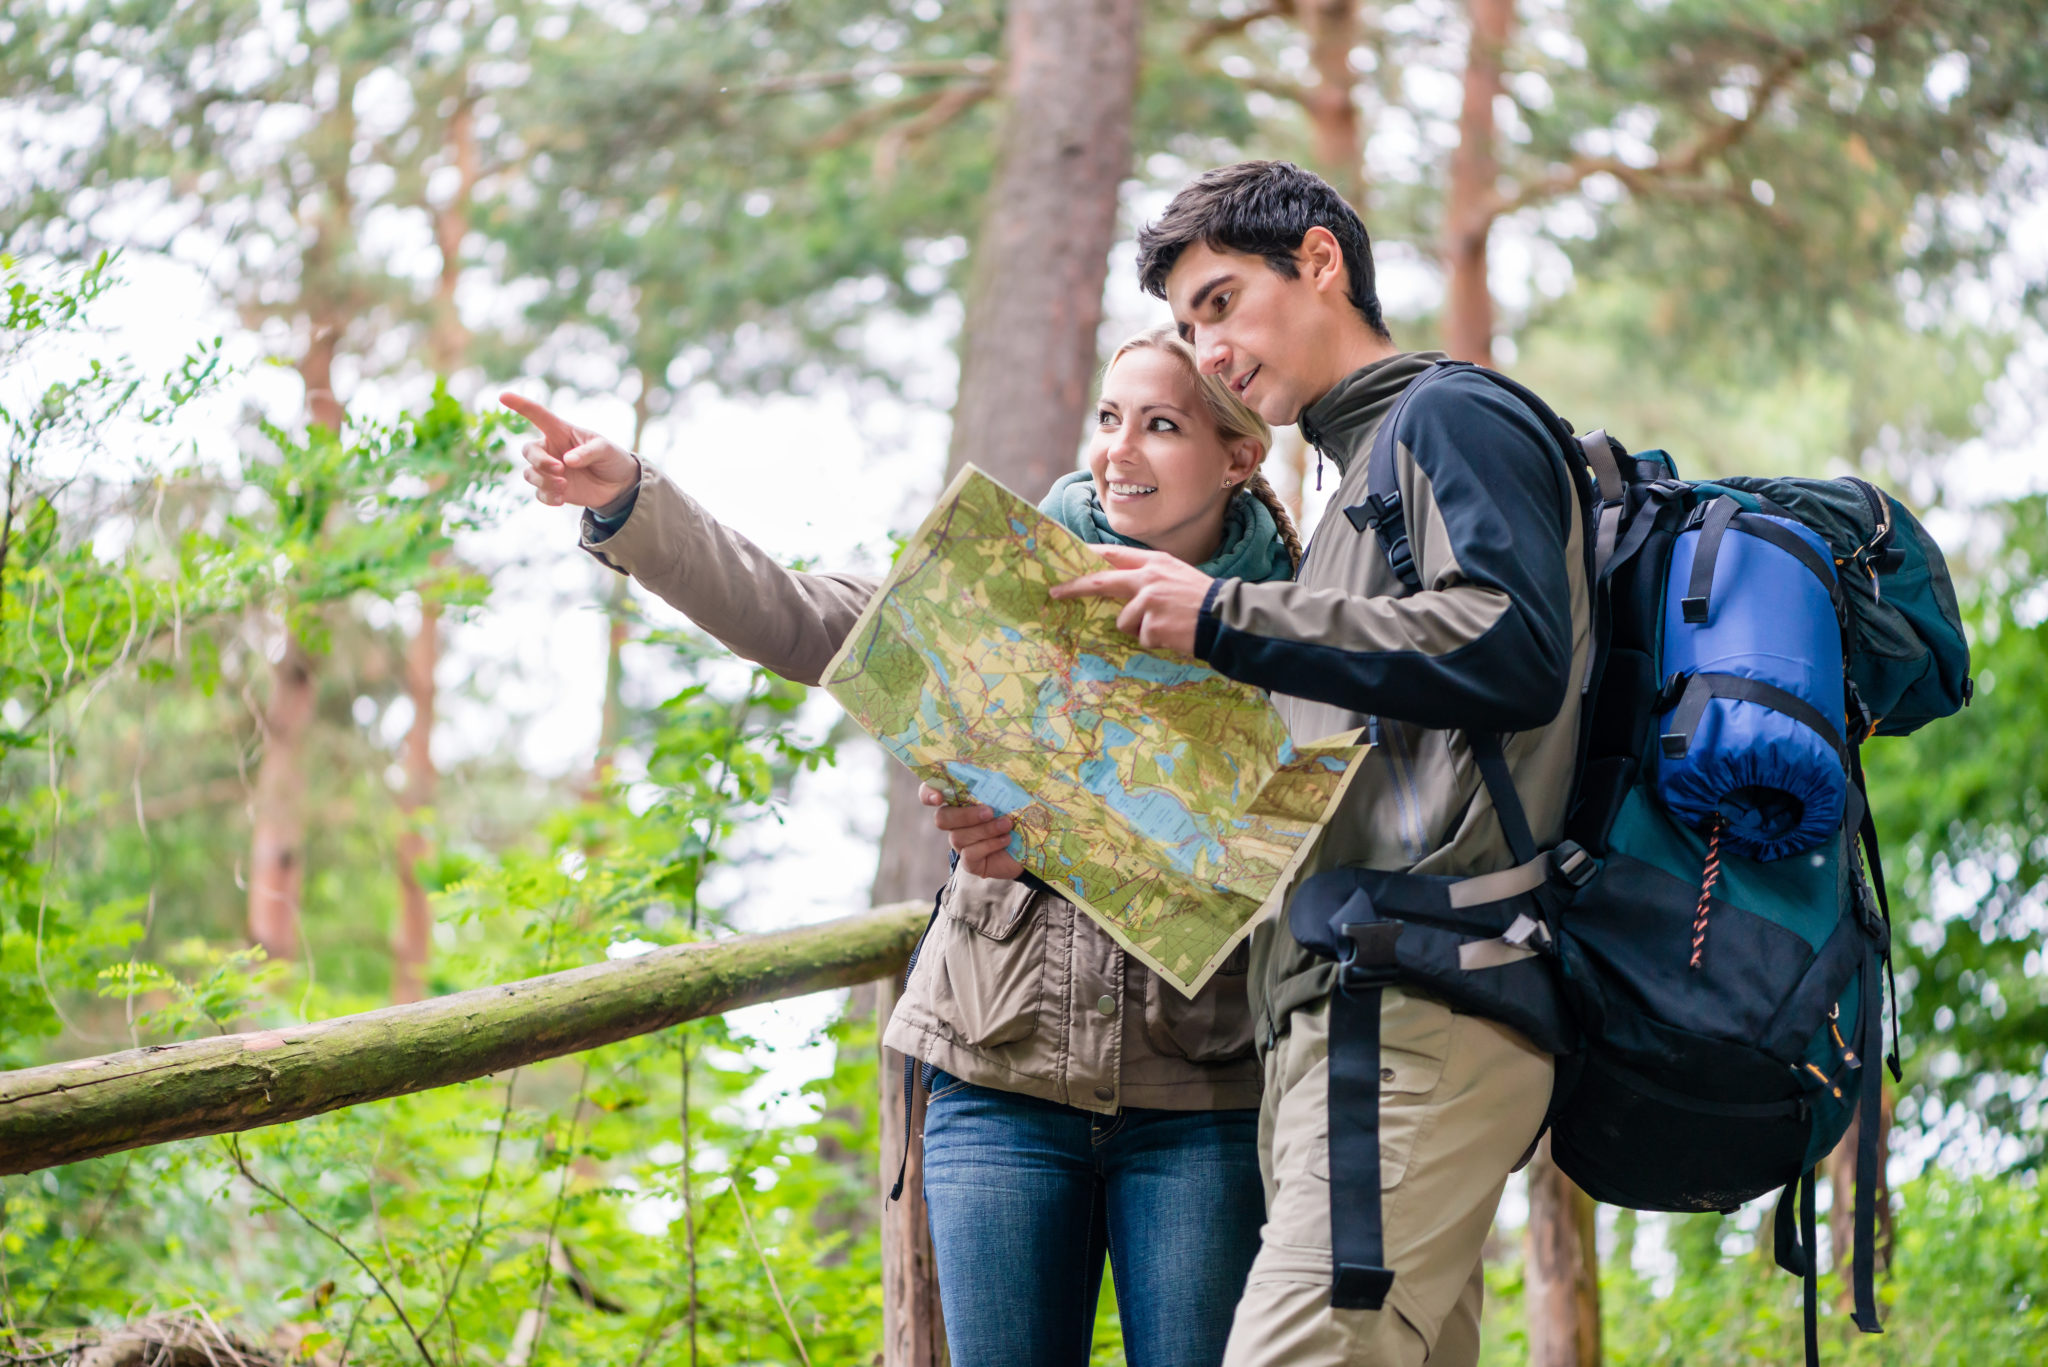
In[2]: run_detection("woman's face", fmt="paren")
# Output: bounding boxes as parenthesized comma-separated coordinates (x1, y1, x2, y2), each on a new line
(1087, 347, 1261, 566)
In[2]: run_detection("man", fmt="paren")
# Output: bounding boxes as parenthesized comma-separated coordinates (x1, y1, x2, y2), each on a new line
(950, 160, 1589, 1364)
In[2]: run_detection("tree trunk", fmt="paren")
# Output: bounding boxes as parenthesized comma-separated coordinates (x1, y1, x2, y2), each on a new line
(1300, 0, 1366, 209)
(246, 635, 316, 964)
(299, 323, 347, 434)
(1524, 1135, 1601, 1367)
(1442, 0, 1513, 364)
(392, 100, 480, 1002)
(868, 7, 1141, 1360)
(428, 99, 476, 377)
(942, 0, 1140, 491)
(248, 325, 348, 965)
(391, 599, 439, 1004)
(0, 903, 931, 1176)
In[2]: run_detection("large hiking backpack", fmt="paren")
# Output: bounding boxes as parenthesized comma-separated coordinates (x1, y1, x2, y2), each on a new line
(1286, 360, 1971, 1362)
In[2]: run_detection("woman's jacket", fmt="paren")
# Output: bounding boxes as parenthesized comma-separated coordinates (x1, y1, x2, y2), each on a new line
(581, 463, 1260, 1112)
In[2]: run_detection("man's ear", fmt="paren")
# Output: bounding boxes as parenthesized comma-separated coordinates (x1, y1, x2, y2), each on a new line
(1298, 226, 1348, 297)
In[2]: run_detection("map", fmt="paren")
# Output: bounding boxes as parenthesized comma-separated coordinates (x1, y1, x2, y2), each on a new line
(822, 466, 1367, 997)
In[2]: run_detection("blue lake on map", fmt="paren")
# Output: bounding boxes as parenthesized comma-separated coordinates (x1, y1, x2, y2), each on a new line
(945, 762, 1038, 815)
(1072, 723, 1227, 875)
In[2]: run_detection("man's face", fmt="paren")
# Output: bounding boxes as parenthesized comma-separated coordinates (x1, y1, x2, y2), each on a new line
(1163, 240, 1339, 428)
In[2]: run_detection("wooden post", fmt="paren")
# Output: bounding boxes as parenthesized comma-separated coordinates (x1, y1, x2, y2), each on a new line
(1524, 1135, 1601, 1367)
(877, 974, 947, 1367)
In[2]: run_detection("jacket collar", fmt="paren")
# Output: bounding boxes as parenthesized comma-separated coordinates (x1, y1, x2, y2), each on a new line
(1297, 351, 1446, 477)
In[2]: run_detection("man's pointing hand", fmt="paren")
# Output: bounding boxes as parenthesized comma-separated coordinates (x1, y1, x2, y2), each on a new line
(1049, 544, 1214, 656)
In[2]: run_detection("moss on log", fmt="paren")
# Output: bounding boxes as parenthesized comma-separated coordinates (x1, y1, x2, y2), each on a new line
(0, 903, 930, 1175)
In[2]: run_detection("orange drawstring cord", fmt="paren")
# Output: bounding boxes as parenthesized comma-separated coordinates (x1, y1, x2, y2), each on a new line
(1690, 814, 1724, 971)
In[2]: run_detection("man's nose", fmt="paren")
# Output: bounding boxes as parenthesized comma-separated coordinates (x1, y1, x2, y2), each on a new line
(1195, 331, 1230, 376)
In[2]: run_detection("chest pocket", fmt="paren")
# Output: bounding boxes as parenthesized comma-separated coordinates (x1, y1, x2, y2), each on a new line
(932, 874, 1046, 1049)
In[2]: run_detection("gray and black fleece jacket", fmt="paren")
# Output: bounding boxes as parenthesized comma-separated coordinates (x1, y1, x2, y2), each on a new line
(1194, 351, 1592, 1048)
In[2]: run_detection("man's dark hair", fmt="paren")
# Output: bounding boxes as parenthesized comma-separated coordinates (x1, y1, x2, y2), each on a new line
(1136, 160, 1389, 339)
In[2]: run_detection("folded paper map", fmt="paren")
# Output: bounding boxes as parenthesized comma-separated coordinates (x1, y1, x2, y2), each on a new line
(823, 466, 1367, 997)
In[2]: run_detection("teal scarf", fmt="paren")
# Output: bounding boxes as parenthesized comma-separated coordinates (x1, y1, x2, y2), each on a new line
(1036, 470, 1293, 583)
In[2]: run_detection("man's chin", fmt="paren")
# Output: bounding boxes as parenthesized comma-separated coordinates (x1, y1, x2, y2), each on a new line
(1252, 389, 1298, 428)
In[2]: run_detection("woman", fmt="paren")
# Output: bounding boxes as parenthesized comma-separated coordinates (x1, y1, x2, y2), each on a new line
(508, 325, 1301, 1367)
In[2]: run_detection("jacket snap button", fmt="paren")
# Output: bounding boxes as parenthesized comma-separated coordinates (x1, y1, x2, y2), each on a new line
(1380, 1067, 1396, 1083)
(1094, 1085, 1115, 1102)
(1097, 995, 1117, 1016)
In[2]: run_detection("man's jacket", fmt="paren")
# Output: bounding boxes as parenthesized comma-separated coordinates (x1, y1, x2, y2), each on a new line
(1194, 352, 1592, 1048)
(581, 465, 1261, 1112)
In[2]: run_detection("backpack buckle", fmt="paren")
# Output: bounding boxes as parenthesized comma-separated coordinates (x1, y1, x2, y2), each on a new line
(1336, 919, 1403, 987)
(1551, 840, 1597, 889)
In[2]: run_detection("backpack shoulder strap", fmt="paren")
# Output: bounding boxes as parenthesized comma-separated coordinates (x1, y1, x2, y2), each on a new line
(1344, 360, 1466, 593)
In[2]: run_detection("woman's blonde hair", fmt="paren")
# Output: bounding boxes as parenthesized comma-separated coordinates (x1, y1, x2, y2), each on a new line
(1104, 325, 1303, 569)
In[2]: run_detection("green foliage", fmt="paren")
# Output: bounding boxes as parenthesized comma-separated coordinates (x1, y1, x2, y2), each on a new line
(1482, 1171, 2048, 1365)
(4, 625, 883, 1365)
(0, 257, 511, 1059)
(1864, 494, 2048, 1157)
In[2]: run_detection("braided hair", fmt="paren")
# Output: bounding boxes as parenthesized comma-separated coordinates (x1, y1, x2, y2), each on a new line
(1105, 324, 1306, 571)
(1240, 468, 1305, 571)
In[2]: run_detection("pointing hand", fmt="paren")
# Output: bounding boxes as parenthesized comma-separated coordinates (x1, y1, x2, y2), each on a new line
(501, 391, 640, 510)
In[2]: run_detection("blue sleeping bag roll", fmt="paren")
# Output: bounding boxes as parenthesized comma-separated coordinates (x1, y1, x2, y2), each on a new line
(1656, 497, 1848, 862)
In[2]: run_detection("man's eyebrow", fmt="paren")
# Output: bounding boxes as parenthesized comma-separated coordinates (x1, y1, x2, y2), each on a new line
(1185, 272, 1235, 313)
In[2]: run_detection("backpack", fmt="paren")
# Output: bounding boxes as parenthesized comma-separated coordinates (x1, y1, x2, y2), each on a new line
(1285, 359, 1971, 1363)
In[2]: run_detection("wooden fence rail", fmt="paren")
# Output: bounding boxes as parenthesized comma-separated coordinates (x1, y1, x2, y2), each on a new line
(0, 903, 929, 1175)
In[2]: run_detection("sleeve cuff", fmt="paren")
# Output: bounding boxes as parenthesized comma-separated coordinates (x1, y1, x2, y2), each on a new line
(582, 466, 643, 542)
(1193, 576, 1231, 660)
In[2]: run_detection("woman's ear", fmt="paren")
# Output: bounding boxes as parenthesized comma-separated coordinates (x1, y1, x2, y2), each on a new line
(1227, 439, 1265, 487)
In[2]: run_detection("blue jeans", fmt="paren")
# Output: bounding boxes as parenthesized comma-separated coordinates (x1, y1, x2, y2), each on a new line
(921, 1071, 1264, 1367)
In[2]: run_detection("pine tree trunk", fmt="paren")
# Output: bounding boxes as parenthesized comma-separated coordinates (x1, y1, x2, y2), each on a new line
(247, 635, 317, 964)
(868, 5, 1142, 1362)
(1442, 0, 1513, 364)
(391, 102, 479, 1003)
(941, 0, 1140, 491)
(391, 598, 439, 1004)
(1300, 0, 1366, 209)
(1524, 1135, 1601, 1367)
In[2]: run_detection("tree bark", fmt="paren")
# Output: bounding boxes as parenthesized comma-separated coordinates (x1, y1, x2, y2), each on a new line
(868, 8, 1140, 1360)
(1442, 0, 1514, 364)
(248, 317, 348, 965)
(246, 635, 316, 963)
(1524, 1135, 1601, 1367)
(391, 599, 439, 1004)
(392, 99, 481, 1002)
(0, 903, 930, 1176)
(1300, 0, 1367, 209)
(942, 0, 1140, 492)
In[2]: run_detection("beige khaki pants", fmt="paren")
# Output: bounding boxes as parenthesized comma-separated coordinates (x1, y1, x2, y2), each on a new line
(1221, 989, 1553, 1367)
